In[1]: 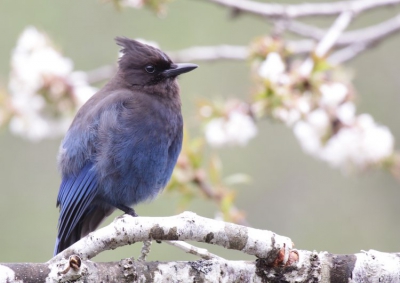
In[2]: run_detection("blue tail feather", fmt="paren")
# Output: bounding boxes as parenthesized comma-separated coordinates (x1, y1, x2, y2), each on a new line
(59, 171, 96, 239)
(54, 162, 98, 255)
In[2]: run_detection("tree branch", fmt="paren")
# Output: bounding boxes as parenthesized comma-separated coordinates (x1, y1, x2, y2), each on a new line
(1, 259, 262, 283)
(328, 42, 371, 64)
(1, 214, 399, 283)
(202, 0, 400, 19)
(165, 240, 224, 260)
(286, 14, 400, 47)
(338, 13, 400, 45)
(168, 45, 248, 62)
(284, 20, 325, 38)
(50, 212, 293, 262)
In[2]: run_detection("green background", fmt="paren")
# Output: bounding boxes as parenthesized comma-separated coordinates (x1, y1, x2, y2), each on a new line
(0, 0, 399, 263)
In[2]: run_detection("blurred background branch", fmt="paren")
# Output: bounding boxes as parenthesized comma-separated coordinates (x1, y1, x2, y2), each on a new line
(203, 0, 400, 19)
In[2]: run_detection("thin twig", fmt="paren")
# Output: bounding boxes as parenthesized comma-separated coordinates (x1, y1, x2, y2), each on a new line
(165, 241, 223, 260)
(315, 11, 354, 57)
(300, 11, 354, 76)
(328, 14, 400, 63)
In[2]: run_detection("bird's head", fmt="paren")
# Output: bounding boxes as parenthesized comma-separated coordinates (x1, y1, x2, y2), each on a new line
(116, 37, 197, 88)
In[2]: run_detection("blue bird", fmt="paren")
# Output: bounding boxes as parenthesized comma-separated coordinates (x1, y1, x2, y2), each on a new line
(54, 37, 197, 255)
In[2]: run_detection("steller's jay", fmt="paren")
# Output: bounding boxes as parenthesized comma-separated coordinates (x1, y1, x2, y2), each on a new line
(54, 37, 197, 255)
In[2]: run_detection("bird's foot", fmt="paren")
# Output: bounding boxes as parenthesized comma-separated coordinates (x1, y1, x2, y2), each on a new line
(116, 204, 138, 217)
(126, 208, 138, 217)
(117, 204, 160, 242)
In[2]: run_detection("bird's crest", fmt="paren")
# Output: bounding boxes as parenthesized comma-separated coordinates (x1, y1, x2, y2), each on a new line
(115, 37, 171, 65)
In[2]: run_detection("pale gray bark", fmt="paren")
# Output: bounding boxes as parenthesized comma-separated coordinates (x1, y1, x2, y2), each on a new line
(0, 212, 399, 283)
(49, 212, 293, 262)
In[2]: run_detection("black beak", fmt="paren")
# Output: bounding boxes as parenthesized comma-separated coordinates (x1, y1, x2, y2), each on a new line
(162, 63, 198, 78)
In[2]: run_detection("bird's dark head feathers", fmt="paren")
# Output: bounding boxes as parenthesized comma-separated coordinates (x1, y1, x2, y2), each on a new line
(115, 37, 197, 89)
(116, 37, 172, 86)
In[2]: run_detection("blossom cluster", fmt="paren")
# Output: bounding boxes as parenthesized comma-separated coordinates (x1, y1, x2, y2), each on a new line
(116, 0, 167, 15)
(251, 37, 395, 171)
(201, 35, 396, 172)
(6, 27, 96, 141)
(200, 99, 257, 148)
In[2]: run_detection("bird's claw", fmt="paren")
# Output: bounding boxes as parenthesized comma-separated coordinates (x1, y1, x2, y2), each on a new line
(126, 208, 138, 217)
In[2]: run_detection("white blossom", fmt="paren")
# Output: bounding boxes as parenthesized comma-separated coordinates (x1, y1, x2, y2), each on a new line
(15, 26, 47, 51)
(8, 26, 96, 141)
(9, 113, 70, 141)
(10, 27, 73, 95)
(321, 116, 394, 170)
(286, 109, 301, 126)
(293, 120, 322, 155)
(357, 113, 374, 129)
(321, 128, 360, 169)
(297, 96, 311, 114)
(320, 83, 348, 108)
(258, 52, 286, 83)
(68, 71, 97, 107)
(272, 107, 302, 126)
(120, 0, 144, 8)
(205, 111, 257, 147)
(293, 108, 330, 156)
(357, 114, 394, 164)
(307, 109, 330, 136)
(294, 106, 394, 170)
(205, 119, 227, 147)
(337, 102, 356, 125)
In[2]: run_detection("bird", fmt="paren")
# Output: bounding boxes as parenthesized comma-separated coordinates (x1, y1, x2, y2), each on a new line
(54, 37, 197, 255)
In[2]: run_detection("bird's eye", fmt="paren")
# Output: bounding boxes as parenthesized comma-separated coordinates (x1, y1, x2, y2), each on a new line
(145, 65, 156, 73)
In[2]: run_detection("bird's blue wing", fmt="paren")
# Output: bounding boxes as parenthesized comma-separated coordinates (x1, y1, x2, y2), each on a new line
(55, 162, 98, 254)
